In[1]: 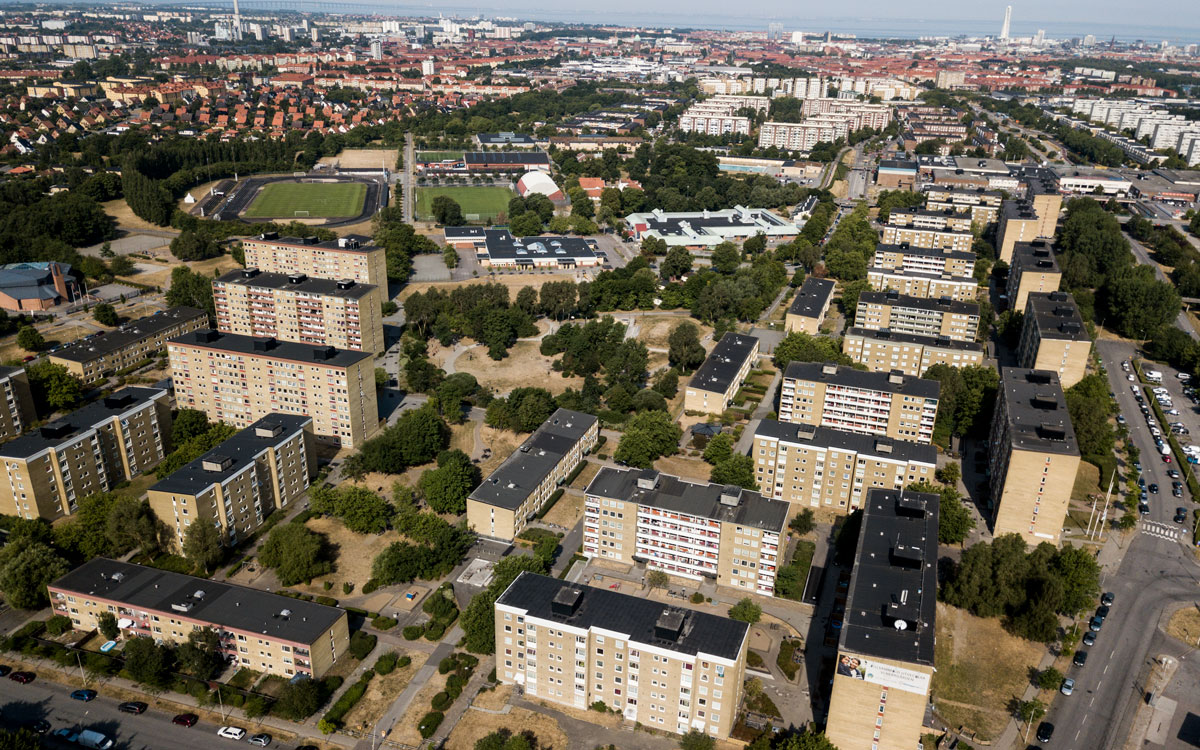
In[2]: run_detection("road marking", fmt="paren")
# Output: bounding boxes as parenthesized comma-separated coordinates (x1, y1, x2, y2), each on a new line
(1104, 664, 1110, 674)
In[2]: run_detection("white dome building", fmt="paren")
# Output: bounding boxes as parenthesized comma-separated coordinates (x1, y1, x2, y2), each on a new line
(515, 170, 564, 201)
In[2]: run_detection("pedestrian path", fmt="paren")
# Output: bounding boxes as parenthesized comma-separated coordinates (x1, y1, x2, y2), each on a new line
(1140, 520, 1182, 541)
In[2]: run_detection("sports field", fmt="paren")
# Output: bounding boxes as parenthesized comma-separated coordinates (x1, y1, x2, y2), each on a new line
(416, 186, 513, 223)
(243, 181, 367, 219)
(417, 150, 464, 162)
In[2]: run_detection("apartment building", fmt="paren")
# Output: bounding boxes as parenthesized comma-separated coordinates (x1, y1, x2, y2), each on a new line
(149, 414, 316, 550)
(1018, 292, 1091, 389)
(800, 98, 893, 130)
(752, 419, 937, 513)
(49, 307, 208, 383)
(988, 369, 1080, 543)
(995, 201, 1042, 263)
(0, 388, 171, 521)
(885, 209, 974, 233)
(854, 290, 980, 342)
(677, 104, 751, 136)
(213, 269, 385, 354)
(778, 362, 939, 444)
(583, 468, 787, 595)
(495, 572, 748, 739)
(49, 559, 348, 679)
(0, 366, 36, 443)
(842, 327, 986, 376)
(1022, 169, 1064, 239)
(683, 333, 760, 415)
(785, 277, 836, 334)
(924, 187, 1003, 225)
(1007, 242, 1061, 311)
(879, 225, 973, 253)
(826, 488, 937, 750)
(866, 268, 978, 302)
(758, 119, 848, 151)
(167, 330, 379, 448)
(467, 409, 599, 541)
(871, 243, 976, 277)
(240, 233, 387, 287)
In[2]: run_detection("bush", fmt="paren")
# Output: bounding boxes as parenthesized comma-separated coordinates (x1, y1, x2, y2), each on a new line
(322, 672, 374, 728)
(777, 639, 801, 680)
(402, 625, 425, 641)
(45, 615, 73, 636)
(372, 616, 398, 631)
(438, 656, 456, 674)
(431, 691, 453, 711)
(374, 651, 400, 675)
(424, 622, 446, 641)
(349, 630, 377, 660)
(361, 578, 380, 594)
(323, 581, 333, 591)
(399, 656, 412, 668)
(690, 592, 705, 604)
(418, 711, 444, 739)
(342, 582, 354, 595)
(747, 650, 765, 669)
(315, 596, 338, 607)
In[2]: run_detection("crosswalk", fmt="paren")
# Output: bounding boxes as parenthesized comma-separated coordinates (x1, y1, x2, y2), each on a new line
(1140, 520, 1182, 541)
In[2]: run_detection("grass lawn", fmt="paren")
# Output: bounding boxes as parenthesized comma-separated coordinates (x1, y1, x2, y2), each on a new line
(243, 181, 366, 219)
(417, 150, 464, 162)
(415, 185, 512, 222)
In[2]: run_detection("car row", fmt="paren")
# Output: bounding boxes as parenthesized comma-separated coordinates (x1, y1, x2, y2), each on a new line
(1047, 593, 1118, 742)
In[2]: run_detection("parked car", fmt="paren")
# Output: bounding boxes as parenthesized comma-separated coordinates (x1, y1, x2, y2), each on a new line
(1176, 507, 1189, 524)
(1150, 483, 1160, 494)
(1089, 616, 1104, 632)
(1083, 631, 1097, 646)
(0, 665, 11, 677)
(173, 713, 199, 727)
(248, 733, 273, 747)
(118, 701, 147, 714)
(1073, 650, 1088, 667)
(70, 689, 97, 702)
(1102, 592, 1116, 606)
(1168, 469, 1180, 478)
(1061, 677, 1075, 695)
(217, 727, 246, 740)
(1037, 722, 1055, 743)
(9, 671, 35, 684)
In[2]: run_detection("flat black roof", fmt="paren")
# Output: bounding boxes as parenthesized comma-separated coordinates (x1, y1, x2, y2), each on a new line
(689, 332, 759, 395)
(878, 159, 918, 171)
(783, 361, 940, 400)
(839, 488, 938, 666)
(469, 409, 596, 511)
(999, 368, 1079, 455)
(858, 290, 980, 317)
(1010, 242, 1059, 273)
(787, 277, 836, 319)
(169, 330, 373, 368)
(214, 269, 377, 300)
(0, 365, 25, 382)
(845, 326, 985, 353)
(150, 414, 311, 495)
(755, 419, 937, 465)
(1025, 291, 1088, 341)
(477, 132, 536, 145)
(245, 234, 378, 254)
(1001, 199, 1039, 220)
(481, 229, 600, 264)
(873, 243, 976, 262)
(585, 467, 788, 532)
(51, 558, 344, 645)
(497, 572, 749, 661)
(0, 387, 166, 459)
(51, 307, 207, 364)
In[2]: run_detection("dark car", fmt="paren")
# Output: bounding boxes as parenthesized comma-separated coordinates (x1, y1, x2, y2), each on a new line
(1097, 605, 1110, 619)
(1138, 476, 1146, 487)
(70, 689, 97, 702)
(1139, 502, 1151, 515)
(1089, 616, 1104, 632)
(118, 701, 148, 714)
(1176, 507, 1189, 523)
(9, 671, 35, 684)
(1073, 650, 1088, 667)
(0, 665, 10, 677)
(1101, 592, 1115, 606)
(1037, 722, 1055, 743)
(1168, 469, 1181, 478)
(173, 713, 200, 727)
(1149, 483, 1160, 494)
(1083, 631, 1097, 646)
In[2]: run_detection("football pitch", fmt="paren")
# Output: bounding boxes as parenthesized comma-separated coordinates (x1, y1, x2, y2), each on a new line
(243, 181, 367, 219)
(416, 186, 513, 223)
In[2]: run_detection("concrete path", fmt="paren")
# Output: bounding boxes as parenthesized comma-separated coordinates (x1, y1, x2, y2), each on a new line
(352, 628, 461, 749)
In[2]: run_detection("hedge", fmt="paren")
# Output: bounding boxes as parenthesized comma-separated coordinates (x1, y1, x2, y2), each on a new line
(349, 631, 377, 660)
(402, 625, 424, 641)
(321, 671, 374, 728)
(430, 691, 453, 711)
(372, 616, 398, 631)
(424, 622, 446, 641)
(374, 651, 400, 675)
(418, 711, 444, 739)
(564, 461, 588, 484)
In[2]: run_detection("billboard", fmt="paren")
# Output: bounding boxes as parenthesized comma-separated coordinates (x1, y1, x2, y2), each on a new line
(835, 653, 931, 695)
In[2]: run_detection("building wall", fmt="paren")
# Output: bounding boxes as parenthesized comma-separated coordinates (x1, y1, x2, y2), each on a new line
(842, 334, 984, 376)
(50, 312, 208, 382)
(854, 300, 979, 341)
(865, 271, 978, 301)
(1008, 268, 1061, 311)
(241, 239, 387, 287)
(879, 226, 973, 252)
(683, 341, 759, 416)
(991, 447, 1080, 543)
(825, 652, 934, 750)
(872, 248, 975, 277)
(784, 310, 823, 334)
(0, 370, 35, 442)
(1018, 328, 1090, 390)
(887, 211, 974, 233)
(213, 281, 385, 354)
(777, 375, 938, 444)
(997, 216, 1039, 263)
(1031, 193, 1063, 238)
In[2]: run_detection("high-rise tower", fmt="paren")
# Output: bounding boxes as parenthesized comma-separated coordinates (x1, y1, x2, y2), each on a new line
(1000, 5, 1012, 40)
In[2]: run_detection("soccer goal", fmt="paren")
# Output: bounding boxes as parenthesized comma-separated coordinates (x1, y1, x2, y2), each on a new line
(293, 171, 306, 178)
(294, 210, 310, 217)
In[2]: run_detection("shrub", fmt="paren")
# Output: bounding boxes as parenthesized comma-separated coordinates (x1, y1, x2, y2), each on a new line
(323, 581, 333, 591)
(438, 656, 456, 674)
(315, 596, 338, 607)
(321, 672, 374, 728)
(342, 582, 354, 595)
(418, 711, 444, 739)
(431, 691, 453, 711)
(374, 651, 400, 675)
(349, 630, 377, 660)
(747, 650, 765, 669)
(45, 615, 73, 636)
(402, 625, 424, 641)
(424, 622, 445, 641)
(372, 616, 398, 631)
(690, 592, 705, 604)
(398, 656, 412, 669)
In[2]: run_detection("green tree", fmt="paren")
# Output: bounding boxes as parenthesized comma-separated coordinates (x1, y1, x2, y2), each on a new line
(1018, 699, 1046, 744)
(646, 570, 671, 589)
(679, 730, 716, 750)
(259, 523, 332, 585)
(614, 410, 682, 468)
(273, 676, 324, 720)
(105, 497, 165, 556)
(461, 555, 548, 654)
(431, 195, 465, 225)
(709, 455, 758, 489)
(0, 539, 67, 609)
(98, 611, 119, 641)
(24, 361, 82, 413)
(92, 302, 119, 326)
(172, 408, 211, 443)
(16, 326, 43, 352)
(728, 597, 762, 623)
(169, 230, 221, 261)
(1036, 667, 1064, 690)
(667, 322, 706, 372)
(165, 266, 215, 318)
(702, 432, 734, 464)
(182, 520, 223, 574)
(53, 492, 121, 558)
(122, 635, 174, 688)
(660, 247, 694, 280)
(936, 462, 961, 486)
(509, 211, 543, 238)
(109, 255, 136, 276)
(772, 331, 853, 368)
(789, 508, 816, 536)
(418, 450, 481, 514)
(176, 627, 223, 680)
(711, 242, 741, 274)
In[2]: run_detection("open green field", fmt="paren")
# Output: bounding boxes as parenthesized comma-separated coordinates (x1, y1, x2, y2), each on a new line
(416, 185, 513, 223)
(243, 181, 366, 219)
(417, 150, 464, 162)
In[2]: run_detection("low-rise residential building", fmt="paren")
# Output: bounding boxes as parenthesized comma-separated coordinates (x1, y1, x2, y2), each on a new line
(988, 368, 1080, 543)
(625, 207, 799, 250)
(240, 233, 387, 287)
(865, 268, 978, 302)
(995, 200, 1042, 263)
(167, 330, 379, 448)
(879, 225, 973, 252)
(885, 208, 974, 233)
(49, 307, 209, 383)
(466, 409, 599, 542)
(49, 559, 349, 679)
(924, 187, 1003, 225)
(778, 362, 939, 444)
(583, 467, 787, 595)
(0, 388, 171, 521)
(1018, 292, 1091, 389)
(683, 333, 760, 415)
(752, 419, 937, 514)
(871, 243, 976, 278)
(854, 290, 980, 341)
(784, 277, 836, 334)
(842, 327, 986, 376)
(0, 366, 36, 443)
(213, 269, 384, 354)
(495, 571, 748, 739)
(149, 414, 316, 550)
(826, 488, 937, 750)
(1007, 242, 1061, 311)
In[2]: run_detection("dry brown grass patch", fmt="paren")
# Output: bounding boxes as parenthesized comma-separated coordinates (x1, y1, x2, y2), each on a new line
(447, 342, 584, 396)
(1167, 605, 1200, 645)
(445, 706, 568, 750)
(542, 491, 584, 528)
(471, 683, 512, 711)
(653, 455, 713, 483)
(478, 426, 523, 477)
(341, 651, 427, 731)
(392, 670, 451, 746)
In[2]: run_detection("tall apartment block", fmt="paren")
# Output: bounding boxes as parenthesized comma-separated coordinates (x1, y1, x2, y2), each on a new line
(924, 187, 1003, 225)
(885, 209, 974, 233)
(49, 307, 209, 383)
(785, 277, 836, 334)
(149, 414, 317, 550)
(995, 200, 1041, 263)
(879, 226, 973, 253)
(240, 233, 387, 287)
(677, 104, 751, 136)
(826, 488, 937, 750)
(1013, 166, 1064, 238)
(495, 572, 748, 739)
(988, 369, 1080, 543)
(213, 269, 385, 354)
(800, 98, 893, 130)
(752, 419, 937, 513)
(854, 290, 980, 342)
(0, 366, 36, 443)
(866, 268, 979, 302)
(467, 409, 599, 542)
(582, 468, 787, 595)
(778, 362, 939, 444)
(167, 330, 379, 448)
(872, 243, 975, 278)
(758, 120, 848, 151)
(842, 327, 985, 376)
(1007, 242, 1061, 311)
(50, 559, 349, 680)
(1018, 292, 1091, 389)
(683, 333, 759, 415)
(0, 388, 171, 521)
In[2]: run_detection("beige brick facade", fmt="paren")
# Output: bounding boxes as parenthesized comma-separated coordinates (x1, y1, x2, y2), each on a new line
(241, 233, 387, 287)
(865, 269, 979, 302)
(842, 327, 985, 376)
(879, 225, 973, 252)
(0, 366, 35, 443)
(49, 307, 208, 383)
(1018, 292, 1091, 389)
(778, 363, 940, 444)
(854, 290, 980, 342)
(683, 333, 759, 415)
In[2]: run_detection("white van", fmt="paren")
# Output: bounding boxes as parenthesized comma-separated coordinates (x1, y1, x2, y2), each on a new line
(1146, 370, 1164, 383)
